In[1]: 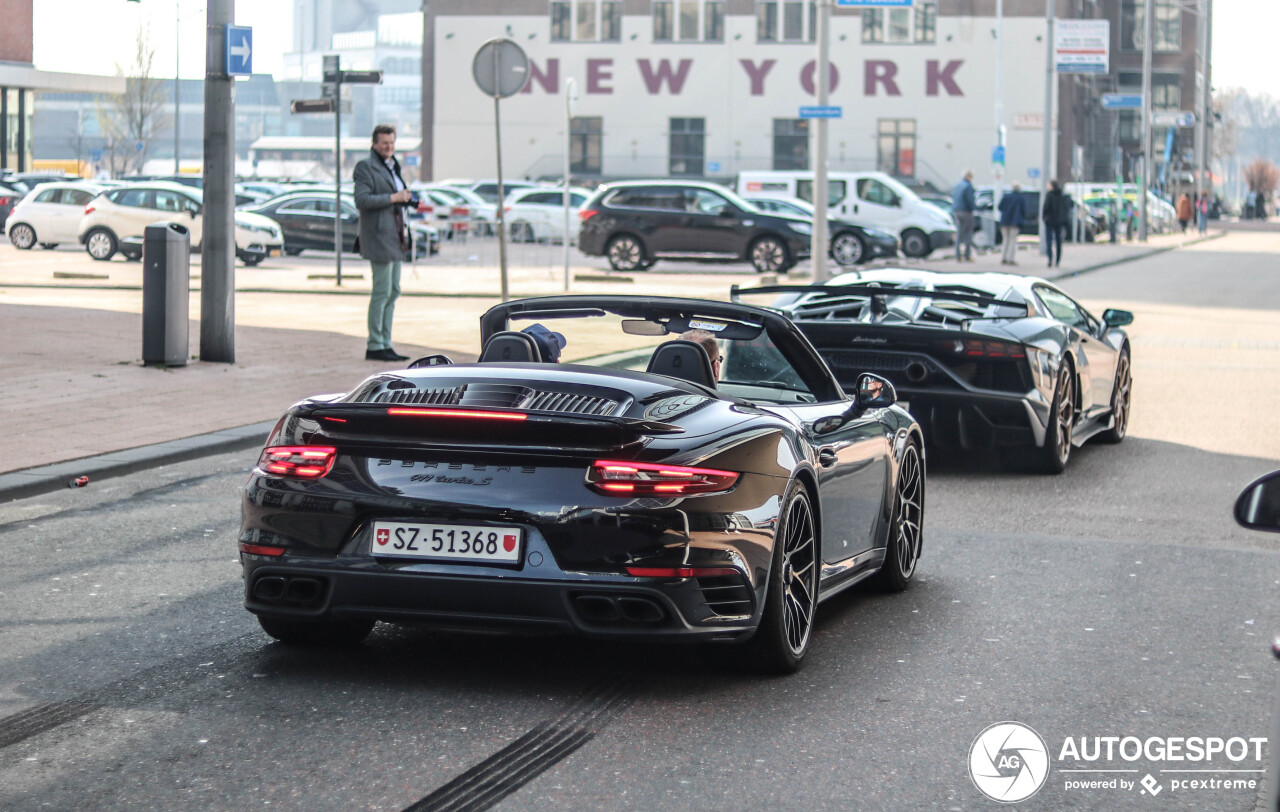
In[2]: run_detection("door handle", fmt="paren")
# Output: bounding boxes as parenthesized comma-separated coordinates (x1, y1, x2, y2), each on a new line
(818, 447, 839, 468)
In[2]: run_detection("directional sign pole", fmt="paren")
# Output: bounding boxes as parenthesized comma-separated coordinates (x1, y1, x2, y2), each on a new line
(334, 57, 342, 287)
(812, 0, 831, 283)
(493, 45, 508, 302)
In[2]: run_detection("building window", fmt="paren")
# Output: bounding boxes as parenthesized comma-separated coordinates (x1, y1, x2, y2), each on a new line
(551, 0, 622, 42)
(877, 119, 916, 177)
(655, 1, 724, 42)
(669, 118, 705, 176)
(862, 2, 937, 44)
(773, 118, 809, 170)
(1121, 0, 1181, 53)
(571, 116, 603, 174)
(758, 1, 816, 43)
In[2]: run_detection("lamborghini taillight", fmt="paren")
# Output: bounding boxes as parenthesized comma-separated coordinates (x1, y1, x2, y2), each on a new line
(257, 446, 337, 478)
(586, 460, 739, 496)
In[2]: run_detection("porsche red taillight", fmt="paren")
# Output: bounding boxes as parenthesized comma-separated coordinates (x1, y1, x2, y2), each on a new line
(587, 460, 739, 496)
(387, 407, 527, 421)
(257, 446, 337, 478)
(84, 204, 95, 215)
(579, 208, 599, 222)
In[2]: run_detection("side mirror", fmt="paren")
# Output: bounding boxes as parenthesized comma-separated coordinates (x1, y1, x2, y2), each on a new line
(855, 372, 897, 410)
(1235, 471, 1280, 533)
(1102, 308, 1134, 328)
(718, 206, 737, 218)
(187, 208, 198, 218)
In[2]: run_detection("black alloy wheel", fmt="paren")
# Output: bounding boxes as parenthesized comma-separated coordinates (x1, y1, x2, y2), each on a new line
(901, 229, 931, 258)
(874, 442, 924, 592)
(750, 235, 790, 274)
(85, 228, 118, 261)
(606, 234, 646, 271)
(8, 222, 36, 249)
(1098, 347, 1131, 444)
(1028, 365, 1076, 473)
(257, 615, 375, 646)
(830, 231, 866, 266)
(741, 484, 818, 673)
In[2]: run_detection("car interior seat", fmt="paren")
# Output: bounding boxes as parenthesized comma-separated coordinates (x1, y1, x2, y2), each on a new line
(646, 340, 716, 388)
(478, 331, 539, 363)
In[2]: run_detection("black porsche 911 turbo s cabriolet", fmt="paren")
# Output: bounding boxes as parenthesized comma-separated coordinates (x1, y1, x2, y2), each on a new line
(239, 295, 925, 673)
(742, 269, 1134, 474)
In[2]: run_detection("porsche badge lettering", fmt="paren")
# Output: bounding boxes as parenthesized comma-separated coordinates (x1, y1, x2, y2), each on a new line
(376, 460, 537, 474)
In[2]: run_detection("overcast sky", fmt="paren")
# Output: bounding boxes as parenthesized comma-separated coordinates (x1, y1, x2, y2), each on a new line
(31, 0, 1272, 98)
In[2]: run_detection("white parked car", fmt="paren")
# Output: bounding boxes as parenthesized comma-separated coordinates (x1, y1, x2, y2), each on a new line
(413, 183, 497, 234)
(6, 181, 105, 249)
(503, 186, 593, 243)
(78, 182, 284, 266)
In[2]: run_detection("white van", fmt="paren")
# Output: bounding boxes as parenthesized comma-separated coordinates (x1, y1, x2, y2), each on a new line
(736, 170, 955, 258)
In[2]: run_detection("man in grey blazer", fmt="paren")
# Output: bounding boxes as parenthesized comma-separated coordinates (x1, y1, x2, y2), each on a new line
(354, 124, 414, 361)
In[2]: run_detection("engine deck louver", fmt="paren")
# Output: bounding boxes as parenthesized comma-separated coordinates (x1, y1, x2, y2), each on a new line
(370, 383, 618, 416)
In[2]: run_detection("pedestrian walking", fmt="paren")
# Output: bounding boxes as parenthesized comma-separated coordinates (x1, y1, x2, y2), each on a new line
(951, 169, 977, 262)
(1196, 194, 1209, 234)
(997, 183, 1027, 265)
(354, 124, 414, 362)
(1042, 179, 1069, 268)
(1176, 192, 1193, 233)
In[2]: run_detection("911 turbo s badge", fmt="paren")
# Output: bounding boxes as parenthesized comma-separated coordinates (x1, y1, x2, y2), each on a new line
(851, 337, 890, 344)
(409, 473, 492, 486)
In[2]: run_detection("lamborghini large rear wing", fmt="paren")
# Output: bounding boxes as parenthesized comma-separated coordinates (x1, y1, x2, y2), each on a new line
(730, 284, 1033, 316)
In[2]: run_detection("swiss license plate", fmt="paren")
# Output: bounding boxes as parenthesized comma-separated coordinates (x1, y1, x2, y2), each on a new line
(371, 521, 522, 564)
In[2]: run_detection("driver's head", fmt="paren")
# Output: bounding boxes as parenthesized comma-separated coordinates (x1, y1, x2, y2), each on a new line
(680, 329, 721, 379)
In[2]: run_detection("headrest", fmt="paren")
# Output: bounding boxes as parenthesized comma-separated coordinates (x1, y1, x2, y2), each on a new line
(646, 340, 716, 388)
(478, 331, 539, 363)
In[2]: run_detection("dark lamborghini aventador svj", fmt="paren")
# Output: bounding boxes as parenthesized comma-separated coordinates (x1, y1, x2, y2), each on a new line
(745, 269, 1134, 473)
(239, 295, 925, 672)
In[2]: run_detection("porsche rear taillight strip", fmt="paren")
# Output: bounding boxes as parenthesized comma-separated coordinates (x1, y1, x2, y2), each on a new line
(257, 446, 337, 479)
(387, 407, 527, 421)
(587, 459, 739, 496)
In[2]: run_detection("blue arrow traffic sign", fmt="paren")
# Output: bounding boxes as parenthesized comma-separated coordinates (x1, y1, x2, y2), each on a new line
(1101, 93, 1142, 110)
(991, 145, 1006, 166)
(226, 25, 253, 77)
(799, 105, 843, 119)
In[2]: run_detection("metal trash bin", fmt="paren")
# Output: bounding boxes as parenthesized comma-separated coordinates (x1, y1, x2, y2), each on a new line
(142, 222, 191, 366)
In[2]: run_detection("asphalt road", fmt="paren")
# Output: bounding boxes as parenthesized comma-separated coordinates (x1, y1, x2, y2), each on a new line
(1, 234, 1278, 811)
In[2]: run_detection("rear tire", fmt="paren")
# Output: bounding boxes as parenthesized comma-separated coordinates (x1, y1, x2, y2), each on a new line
(1010, 365, 1075, 474)
(739, 483, 818, 674)
(830, 231, 867, 266)
(284, 247, 303, 256)
(9, 222, 36, 249)
(901, 228, 931, 258)
(39, 242, 59, 250)
(85, 228, 118, 261)
(257, 615, 375, 646)
(510, 221, 534, 243)
(749, 235, 790, 274)
(606, 234, 646, 271)
(873, 442, 924, 592)
(1097, 347, 1131, 444)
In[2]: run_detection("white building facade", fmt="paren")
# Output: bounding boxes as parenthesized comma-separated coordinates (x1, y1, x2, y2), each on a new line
(425, 0, 1062, 190)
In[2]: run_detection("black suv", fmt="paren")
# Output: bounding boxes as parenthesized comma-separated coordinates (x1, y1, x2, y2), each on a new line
(578, 181, 812, 273)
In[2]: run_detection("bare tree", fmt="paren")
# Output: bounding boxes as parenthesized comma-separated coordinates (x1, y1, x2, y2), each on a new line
(1243, 159, 1279, 195)
(97, 26, 171, 176)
